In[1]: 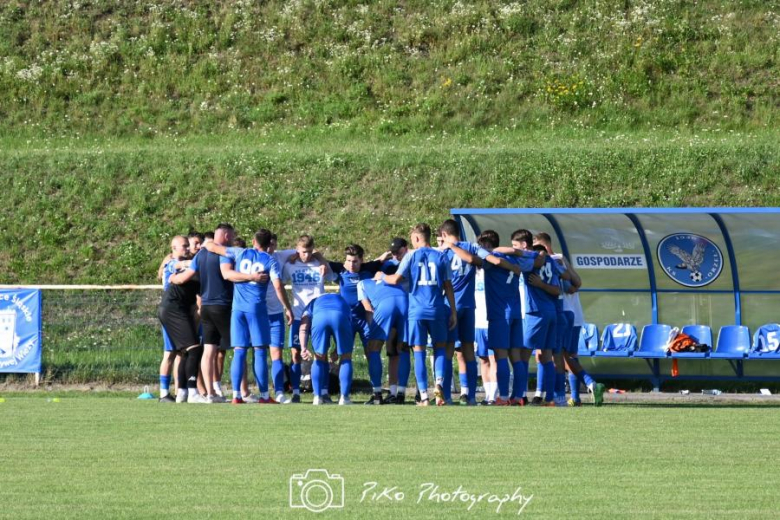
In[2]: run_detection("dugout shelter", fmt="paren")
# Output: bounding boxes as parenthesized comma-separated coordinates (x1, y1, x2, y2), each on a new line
(450, 207, 780, 387)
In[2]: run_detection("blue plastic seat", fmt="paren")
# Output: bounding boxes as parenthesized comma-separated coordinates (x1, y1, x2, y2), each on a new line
(671, 325, 712, 358)
(578, 323, 599, 356)
(749, 324, 780, 359)
(595, 323, 637, 357)
(634, 324, 672, 358)
(711, 325, 750, 359)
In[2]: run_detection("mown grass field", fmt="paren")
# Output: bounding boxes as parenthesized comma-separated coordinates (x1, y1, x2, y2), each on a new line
(1, 395, 779, 519)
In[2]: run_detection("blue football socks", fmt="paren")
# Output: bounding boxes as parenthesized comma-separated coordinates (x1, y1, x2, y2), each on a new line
(414, 350, 428, 392)
(399, 350, 411, 387)
(496, 357, 510, 399)
(231, 348, 247, 394)
(340, 359, 353, 398)
(312, 360, 325, 396)
(272, 359, 285, 394)
(569, 372, 580, 401)
(368, 351, 383, 391)
(253, 347, 268, 395)
(291, 361, 301, 392)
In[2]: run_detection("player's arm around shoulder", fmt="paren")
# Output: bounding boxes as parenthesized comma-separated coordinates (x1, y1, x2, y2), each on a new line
(384, 250, 412, 285)
(443, 239, 483, 267)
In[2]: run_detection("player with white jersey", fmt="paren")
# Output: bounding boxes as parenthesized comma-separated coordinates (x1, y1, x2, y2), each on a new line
(282, 235, 336, 403)
(533, 232, 604, 406)
(204, 229, 293, 404)
(473, 242, 496, 404)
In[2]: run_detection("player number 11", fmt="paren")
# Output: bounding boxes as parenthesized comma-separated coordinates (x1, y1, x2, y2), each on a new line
(417, 261, 438, 286)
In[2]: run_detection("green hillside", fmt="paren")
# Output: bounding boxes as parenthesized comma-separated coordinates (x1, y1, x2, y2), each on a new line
(1, 130, 778, 284)
(1, 1, 779, 285)
(1, 0, 778, 135)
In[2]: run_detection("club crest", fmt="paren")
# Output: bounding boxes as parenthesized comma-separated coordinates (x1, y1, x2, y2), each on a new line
(657, 234, 723, 288)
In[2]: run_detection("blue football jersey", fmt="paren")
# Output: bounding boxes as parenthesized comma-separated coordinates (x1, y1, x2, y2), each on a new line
(441, 241, 482, 310)
(163, 259, 177, 290)
(382, 258, 410, 292)
(395, 247, 452, 320)
(302, 293, 351, 318)
(753, 324, 780, 353)
(602, 323, 637, 352)
(357, 278, 408, 307)
(479, 252, 523, 320)
(329, 261, 383, 310)
(224, 247, 280, 313)
(524, 255, 559, 314)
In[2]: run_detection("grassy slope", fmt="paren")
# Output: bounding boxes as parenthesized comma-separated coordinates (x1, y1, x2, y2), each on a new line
(2, 130, 779, 284)
(0, 397, 779, 519)
(0, 0, 777, 135)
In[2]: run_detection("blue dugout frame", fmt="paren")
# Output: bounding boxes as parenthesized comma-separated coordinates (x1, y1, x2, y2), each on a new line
(451, 207, 780, 332)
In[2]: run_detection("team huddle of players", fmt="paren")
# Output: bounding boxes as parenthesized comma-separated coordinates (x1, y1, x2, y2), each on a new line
(156, 220, 606, 407)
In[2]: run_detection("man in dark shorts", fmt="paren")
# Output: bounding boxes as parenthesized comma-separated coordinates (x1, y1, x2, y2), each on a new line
(173, 223, 267, 402)
(159, 235, 203, 403)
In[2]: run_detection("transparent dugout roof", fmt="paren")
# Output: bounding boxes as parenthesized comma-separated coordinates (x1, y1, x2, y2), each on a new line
(452, 208, 780, 329)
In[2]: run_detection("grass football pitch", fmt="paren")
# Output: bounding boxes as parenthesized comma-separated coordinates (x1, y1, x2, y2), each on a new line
(1, 394, 778, 519)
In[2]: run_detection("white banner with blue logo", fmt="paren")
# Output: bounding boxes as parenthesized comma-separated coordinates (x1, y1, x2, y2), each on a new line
(0, 289, 42, 374)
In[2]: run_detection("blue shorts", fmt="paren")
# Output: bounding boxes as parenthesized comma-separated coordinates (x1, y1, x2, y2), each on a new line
(488, 317, 523, 350)
(559, 311, 575, 354)
(351, 315, 370, 349)
(567, 324, 582, 356)
(231, 310, 271, 348)
(523, 311, 557, 351)
(162, 325, 175, 352)
(368, 297, 408, 342)
(268, 312, 285, 349)
(289, 319, 302, 349)
(448, 307, 476, 345)
(475, 328, 493, 357)
(312, 312, 354, 356)
(408, 318, 447, 347)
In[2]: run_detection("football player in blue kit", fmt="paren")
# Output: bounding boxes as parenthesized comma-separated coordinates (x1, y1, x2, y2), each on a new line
(265, 233, 297, 404)
(203, 229, 294, 404)
(438, 219, 484, 405)
(357, 275, 409, 404)
(446, 231, 543, 406)
(298, 293, 356, 405)
(382, 223, 457, 406)
(381, 237, 410, 403)
(533, 232, 604, 406)
(328, 244, 391, 357)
